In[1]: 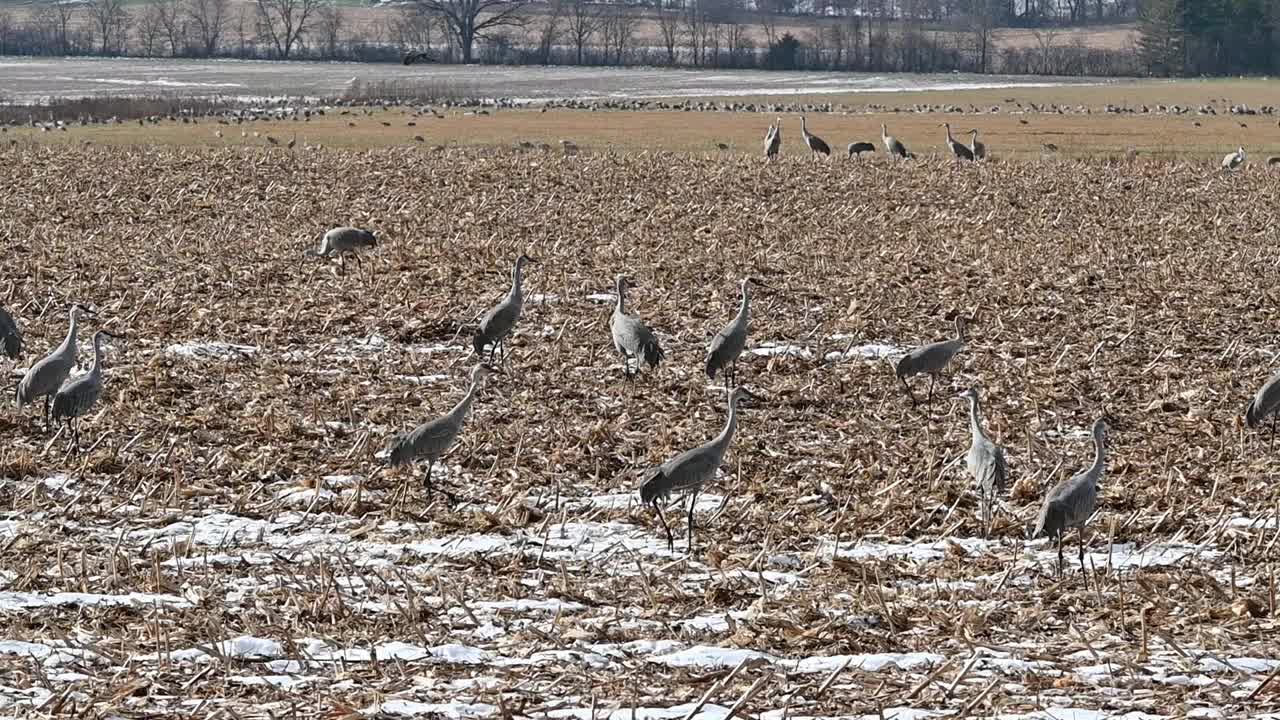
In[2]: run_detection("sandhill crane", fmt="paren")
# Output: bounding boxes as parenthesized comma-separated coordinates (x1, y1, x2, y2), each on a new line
(51, 329, 124, 448)
(1042, 143, 1059, 154)
(17, 304, 94, 425)
(799, 116, 830, 159)
(639, 386, 756, 553)
(942, 123, 974, 161)
(896, 316, 966, 406)
(763, 119, 780, 159)
(715, 142, 729, 151)
(384, 364, 496, 504)
(1223, 147, 1246, 172)
(304, 226, 378, 276)
(561, 139, 579, 157)
(611, 275, 664, 380)
(0, 305, 21, 361)
(1244, 371, 1280, 449)
(881, 123, 909, 159)
(1034, 418, 1106, 579)
(968, 129, 986, 160)
(847, 141, 876, 158)
(957, 388, 1006, 538)
(1269, 156, 1280, 166)
(286, 133, 297, 150)
(705, 278, 755, 388)
(265, 135, 279, 146)
(473, 254, 536, 367)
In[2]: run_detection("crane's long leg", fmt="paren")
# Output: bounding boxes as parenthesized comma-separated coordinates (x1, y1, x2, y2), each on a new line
(686, 490, 698, 555)
(927, 374, 937, 404)
(1056, 533, 1064, 577)
(423, 459, 435, 498)
(899, 376, 919, 406)
(1271, 413, 1276, 452)
(652, 500, 674, 553)
(1078, 526, 1088, 587)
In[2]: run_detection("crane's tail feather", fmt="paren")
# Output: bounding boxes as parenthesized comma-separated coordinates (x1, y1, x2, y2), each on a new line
(643, 340, 665, 369)
(1245, 398, 1261, 428)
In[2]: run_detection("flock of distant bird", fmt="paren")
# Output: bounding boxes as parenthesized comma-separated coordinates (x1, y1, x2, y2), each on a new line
(3, 205, 1274, 580)
(764, 116, 988, 161)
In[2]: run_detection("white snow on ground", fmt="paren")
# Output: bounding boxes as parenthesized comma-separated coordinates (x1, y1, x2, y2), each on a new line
(164, 341, 260, 359)
(750, 342, 813, 359)
(824, 342, 904, 362)
(0, 591, 191, 610)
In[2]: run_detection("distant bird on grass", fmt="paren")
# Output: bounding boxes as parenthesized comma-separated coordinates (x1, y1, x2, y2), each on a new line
(1244, 370, 1280, 449)
(1034, 418, 1106, 580)
(17, 304, 94, 427)
(561, 139, 579, 157)
(847, 141, 876, 158)
(384, 364, 497, 505)
(640, 386, 756, 553)
(51, 330, 125, 449)
(896, 316, 967, 406)
(957, 388, 1006, 538)
(1223, 146, 1246, 172)
(763, 118, 781, 159)
(881, 123, 910, 159)
(304, 226, 378, 277)
(968, 129, 986, 160)
(611, 275, 664, 380)
(474, 254, 535, 367)
(800, 115, 830, 159)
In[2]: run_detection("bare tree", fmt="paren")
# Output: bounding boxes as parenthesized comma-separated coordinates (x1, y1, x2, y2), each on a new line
(599, 8, 635, 64)
(314, 2, 344, 57)
(724, 19, 748, 66)
(391, 4, 437, 51)
(534, 0, 564, 63)
(188, 0, 229, 55)
(149, 0, 187, 56)
(88, 0, 130, 54)
(565, 0, 601, 64)
(1032, 25, 1059, 73)
(681, 0, 710, 65)
(968, 0, 1001, 72)
(255, 0, 319, 58)
(35, 1, 79, 54)
(656, 3, 680, 64)
(138, 0, 167, 55)
(416, 0, 528, 63)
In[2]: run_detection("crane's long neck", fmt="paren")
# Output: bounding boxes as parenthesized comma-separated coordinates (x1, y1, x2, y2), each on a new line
(510, 260, 524, 298)
(1089, 428, 1105, 482)
(59, 311, 80, 356)
(451, 381, 481, 422)
(710, 398, 741, 456)
(944, 124, 954, 143)
(735, 285, 750, 323)
(967, 396, 984, 441)
(87, 334, 105, 379)
(615, 280, 626, 314)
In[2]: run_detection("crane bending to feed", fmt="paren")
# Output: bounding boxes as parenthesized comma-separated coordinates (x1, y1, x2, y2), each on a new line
(896, 316, 967, 406)
(304, 226, 378, 276)
(0, 305, 20, 361)
(1244, 370, 1280, 449)
(639, 386, 757, 553)
(1223, 147, 1246, 172)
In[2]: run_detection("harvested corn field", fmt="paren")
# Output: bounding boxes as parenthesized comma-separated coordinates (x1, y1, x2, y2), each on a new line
(1, 145, 1280, 718)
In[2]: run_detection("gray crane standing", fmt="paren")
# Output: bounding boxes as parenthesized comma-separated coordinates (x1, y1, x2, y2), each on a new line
(51, 329, 125, 448)
(942, 122, 975, 161)
(957, 388, 1007, 538)
(705, 278, 754, 388)
(799, 116, 830, 159)
(764, 118, 781, 159)
(473, 254, 536, 367)
(610, 275, 664, 380)
(17, 304, 94, 426)
(881, 123, 910, 159)
(304, 226, 379, 276)
(1034, 418, 1106, 579)
(384, 363, 496, 503)
(1223, 147, 1246, 172)
(896, 316, 966, 406)
(1244, 370, 1280, 449)
(639, 386, 755, 553)
(0, 305, 21, 361)
(968, 129, 986, 160)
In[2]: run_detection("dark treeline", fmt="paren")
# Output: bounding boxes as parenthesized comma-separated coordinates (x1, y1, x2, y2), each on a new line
(0, 0, 1252, 79)
(1138, 0, 1280, 76)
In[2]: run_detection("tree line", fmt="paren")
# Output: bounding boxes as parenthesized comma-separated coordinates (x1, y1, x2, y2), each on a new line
(0, 0, 1154, 77)
(1137, 0, 1280, 76)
